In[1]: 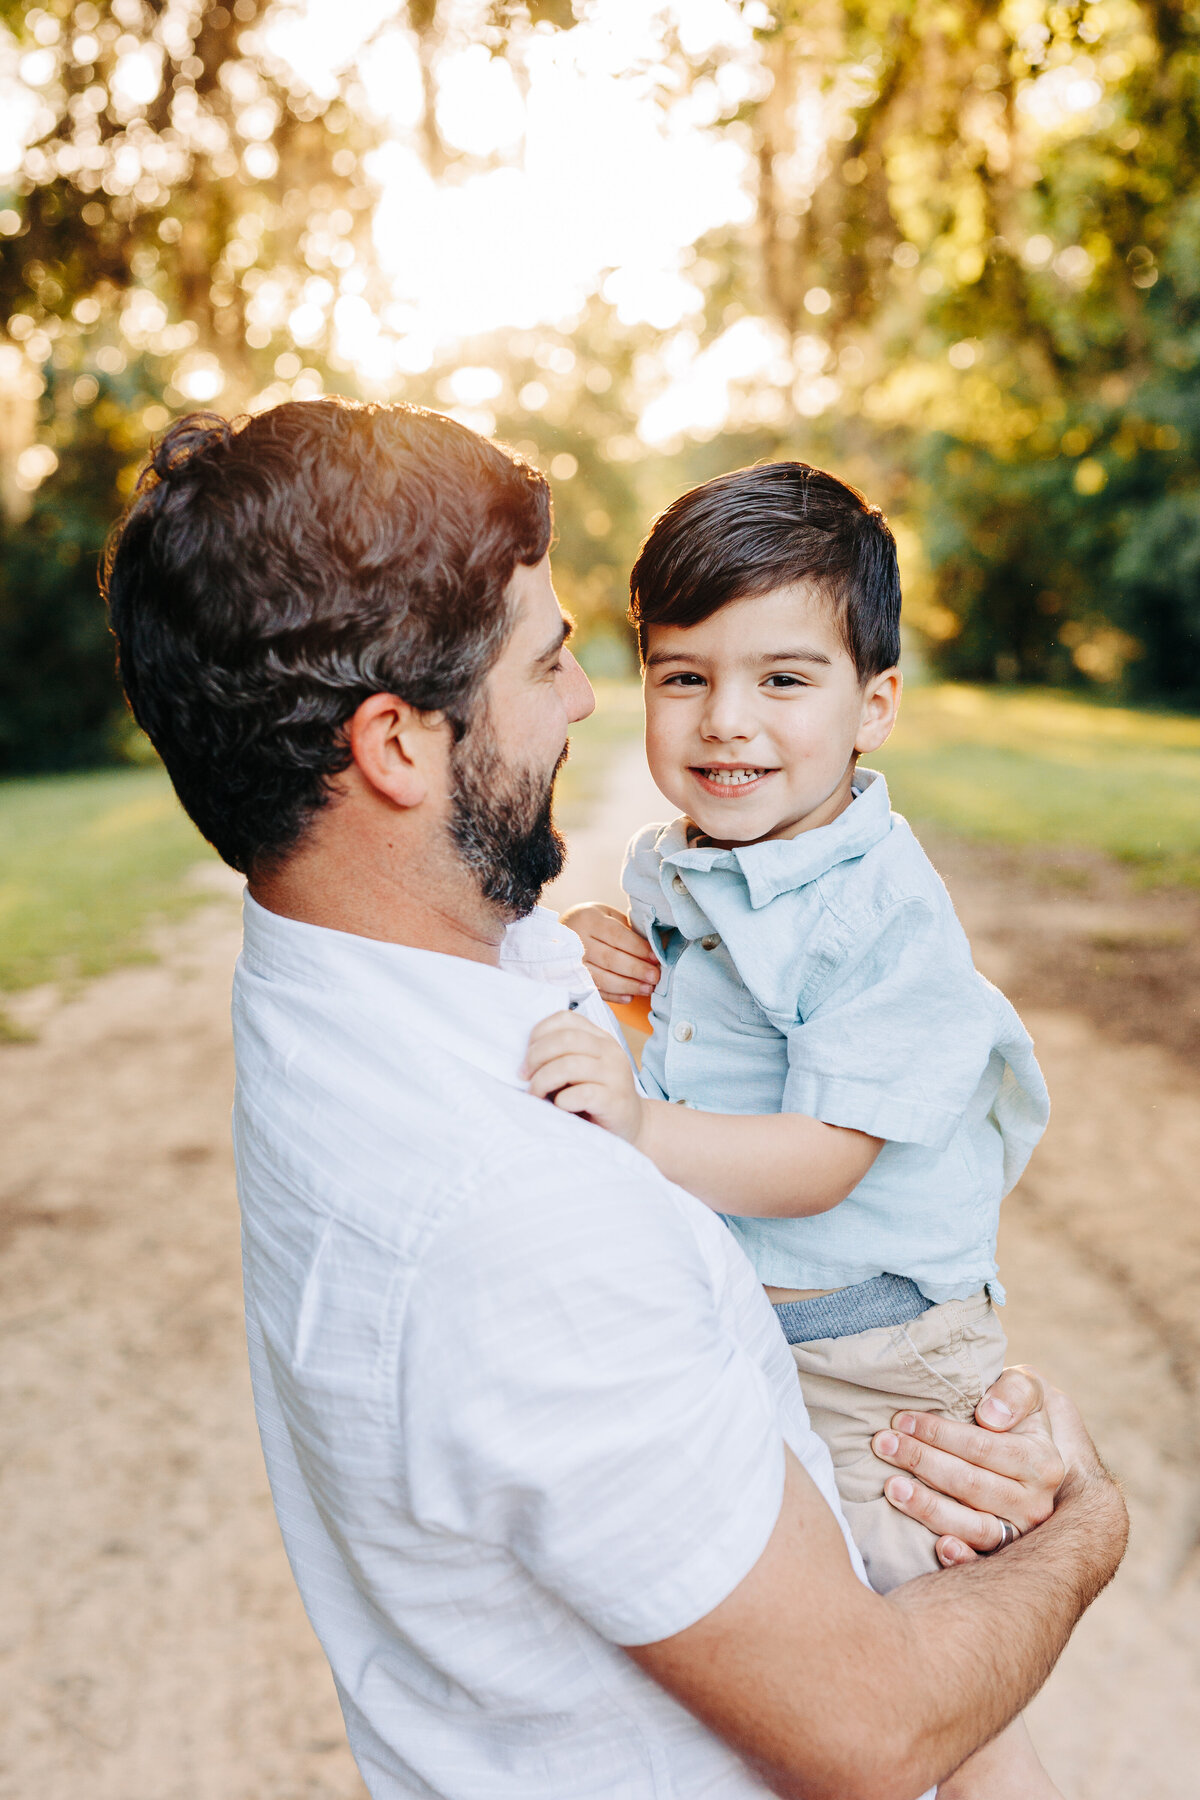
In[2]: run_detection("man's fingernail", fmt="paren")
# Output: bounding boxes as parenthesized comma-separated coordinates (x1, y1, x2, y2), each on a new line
(887, 1477, 913, 1504)
(980, 1397, 1013, 1426)
(875, 1431, 899, 1457)
(893, 1413, 916, 1435)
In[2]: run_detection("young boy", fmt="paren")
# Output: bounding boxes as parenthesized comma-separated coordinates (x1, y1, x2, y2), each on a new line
(524, 461, 1057, 1796)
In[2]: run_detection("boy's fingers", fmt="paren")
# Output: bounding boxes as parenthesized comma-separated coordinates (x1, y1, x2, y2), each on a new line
(526, 1013, 608, 1052)
(590, 930, 658, 973)
(526, 1053, 610, 1100)
(585, 947, 657, 988)
(523, 1020, 615, 1079)
(605, 927, 658, 963)
(550, 1083, 610, 1117)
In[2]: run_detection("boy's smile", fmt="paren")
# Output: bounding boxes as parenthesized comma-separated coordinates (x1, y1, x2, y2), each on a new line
(642, 583, 901, 849)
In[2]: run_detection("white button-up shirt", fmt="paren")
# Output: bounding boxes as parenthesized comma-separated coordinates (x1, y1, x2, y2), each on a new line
(232, 894, 864, 1799)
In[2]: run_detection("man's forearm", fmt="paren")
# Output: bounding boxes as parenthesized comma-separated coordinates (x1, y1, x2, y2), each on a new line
(631, 1448, 1127, 1800)
(879, 1464, 1127, 1795)
(636, 1100, 881, 1217)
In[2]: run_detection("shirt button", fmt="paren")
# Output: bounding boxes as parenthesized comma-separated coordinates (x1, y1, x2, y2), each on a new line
(700, 933, 720, 950)
(673, 1021, 695, 1042)
(672, 874, 687, 895)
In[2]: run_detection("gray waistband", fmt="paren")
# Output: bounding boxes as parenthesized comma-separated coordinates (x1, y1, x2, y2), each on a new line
(773, 1273, 932, 1345)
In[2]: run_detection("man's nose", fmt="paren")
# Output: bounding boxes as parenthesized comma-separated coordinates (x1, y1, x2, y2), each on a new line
(561, 647, 595, 723)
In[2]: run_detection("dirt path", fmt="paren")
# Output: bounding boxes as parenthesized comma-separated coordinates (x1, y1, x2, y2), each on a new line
(1, 747, 1196, 1798)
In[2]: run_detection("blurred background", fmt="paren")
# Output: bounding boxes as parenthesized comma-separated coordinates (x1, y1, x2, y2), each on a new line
(1, 2, 1199, 1796)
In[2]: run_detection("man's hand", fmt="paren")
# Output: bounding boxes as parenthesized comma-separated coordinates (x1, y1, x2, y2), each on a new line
(524, 1011, 647, 1144)
(872, 1365, 1077, 1564)
(560, 902, 660, 1005)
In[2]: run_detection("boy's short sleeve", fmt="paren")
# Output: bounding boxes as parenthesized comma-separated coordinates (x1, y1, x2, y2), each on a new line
(400, 1153, 788, 1648)
(782, 898, 1006, 1150)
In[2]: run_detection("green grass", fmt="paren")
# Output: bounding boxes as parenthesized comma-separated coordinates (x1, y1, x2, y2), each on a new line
(4, 681, 1193, 1003)
(0, 684, 644, 999)
(0, 766, 216, 994)
(874, 685, 1200, 884)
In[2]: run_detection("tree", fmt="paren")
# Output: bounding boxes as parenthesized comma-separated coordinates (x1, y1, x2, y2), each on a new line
(0, 0, 589, 769)
(681, 0, 1200, 701)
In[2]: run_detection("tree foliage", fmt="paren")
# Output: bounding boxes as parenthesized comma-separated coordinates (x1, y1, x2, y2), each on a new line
(2, 0, 1200, 775)
(693, 0, 1200, 700)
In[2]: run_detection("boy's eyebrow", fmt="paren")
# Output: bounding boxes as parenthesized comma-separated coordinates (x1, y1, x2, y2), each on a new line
(643, 644, 834, 669)
(531, 614, 574, 671)
(759, 647, 834, 667)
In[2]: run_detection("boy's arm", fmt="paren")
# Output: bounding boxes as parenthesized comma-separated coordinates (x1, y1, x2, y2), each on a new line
(523, 1013, 882, 1217)
(639, 1098, 882, 1217)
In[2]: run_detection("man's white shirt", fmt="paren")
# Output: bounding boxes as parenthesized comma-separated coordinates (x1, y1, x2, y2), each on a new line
(232, 894, 867, 1800)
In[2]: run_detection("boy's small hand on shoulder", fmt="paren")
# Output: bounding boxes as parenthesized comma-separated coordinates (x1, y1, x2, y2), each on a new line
(523, 1012, 646, 1145)
(560, 902, 659, 1005)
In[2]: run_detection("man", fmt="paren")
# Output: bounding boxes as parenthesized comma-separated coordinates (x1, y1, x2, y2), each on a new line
(104, 398, 1126, 1800)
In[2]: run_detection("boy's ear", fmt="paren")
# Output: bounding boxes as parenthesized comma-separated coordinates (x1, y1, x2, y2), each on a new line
(854, 668, 902, 756)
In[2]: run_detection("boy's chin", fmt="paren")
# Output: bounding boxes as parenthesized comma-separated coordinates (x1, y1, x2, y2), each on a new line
(687, 808, 780, 849)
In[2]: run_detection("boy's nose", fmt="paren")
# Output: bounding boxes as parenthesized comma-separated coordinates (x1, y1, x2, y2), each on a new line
(700, 689, 753, 742)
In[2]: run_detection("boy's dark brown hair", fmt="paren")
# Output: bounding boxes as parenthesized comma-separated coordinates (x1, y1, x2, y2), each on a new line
(628, 461, 900, 678)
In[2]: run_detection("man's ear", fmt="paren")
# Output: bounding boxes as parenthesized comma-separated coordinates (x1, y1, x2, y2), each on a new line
(854, 667, 902, 756)
(346, 693, 446, 810)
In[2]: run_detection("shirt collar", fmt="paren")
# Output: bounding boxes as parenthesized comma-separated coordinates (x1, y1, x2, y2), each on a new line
(655, 766, 893, 909)
(240, 893, 599, 1092)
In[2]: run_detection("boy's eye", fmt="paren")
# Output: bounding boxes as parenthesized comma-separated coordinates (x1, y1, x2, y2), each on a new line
(763, 673, 806, 689)
(662, 671, 705, 688)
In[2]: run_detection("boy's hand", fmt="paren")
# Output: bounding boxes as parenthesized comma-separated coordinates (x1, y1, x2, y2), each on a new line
(524, 1012, 646, 1144)
(560, 902, 660, 1005)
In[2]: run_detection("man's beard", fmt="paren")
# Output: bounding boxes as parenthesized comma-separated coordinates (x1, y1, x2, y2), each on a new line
(447, 714, 567, 922)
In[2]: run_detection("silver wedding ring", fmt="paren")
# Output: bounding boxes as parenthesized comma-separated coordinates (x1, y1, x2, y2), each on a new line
(987, 1518, 1021, 1552)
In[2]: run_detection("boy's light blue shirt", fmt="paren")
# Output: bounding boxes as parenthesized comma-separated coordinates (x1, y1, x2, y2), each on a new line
(621, 768, 1049, 1305)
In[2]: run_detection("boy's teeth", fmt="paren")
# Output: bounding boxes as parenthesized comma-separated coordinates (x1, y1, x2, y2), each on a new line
(701, 767, 766, 785)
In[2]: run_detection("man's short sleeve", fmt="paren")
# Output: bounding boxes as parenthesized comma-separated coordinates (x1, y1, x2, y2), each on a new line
(400, 1146, 786, 1647)
(783, 898, 1003, 1150)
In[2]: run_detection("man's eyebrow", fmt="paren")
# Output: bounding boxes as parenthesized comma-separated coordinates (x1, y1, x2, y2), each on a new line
(532, 614, 573, 669)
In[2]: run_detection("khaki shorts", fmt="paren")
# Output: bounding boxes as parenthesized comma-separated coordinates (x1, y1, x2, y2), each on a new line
(788, 1288, 1006, 1593)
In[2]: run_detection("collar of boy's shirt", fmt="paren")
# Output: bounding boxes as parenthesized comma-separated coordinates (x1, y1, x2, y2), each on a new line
(656, 767, 893, 910)
(240, 893, 604, 1093)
